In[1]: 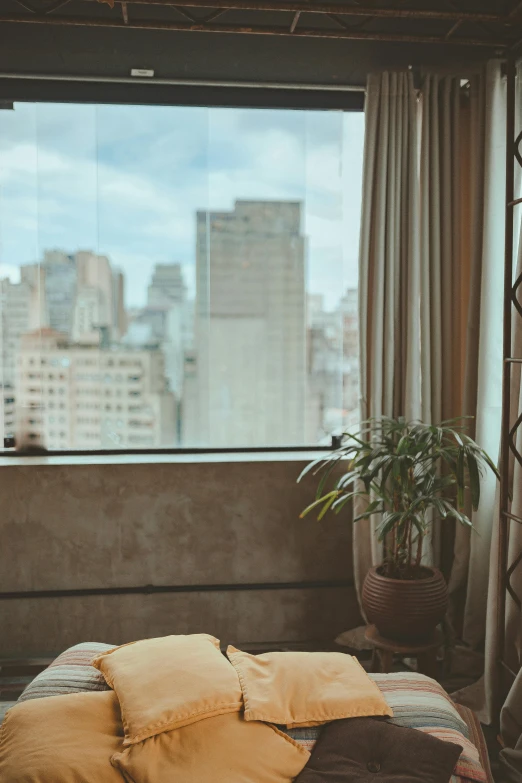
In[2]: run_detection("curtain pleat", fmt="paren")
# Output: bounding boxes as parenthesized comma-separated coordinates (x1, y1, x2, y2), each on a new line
(355, 71, 419, 602)
(461, 63, 505, 658)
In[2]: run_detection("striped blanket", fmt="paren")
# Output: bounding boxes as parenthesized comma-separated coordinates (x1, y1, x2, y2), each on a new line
(9, 643, 492, 783)
(287, 672, 486, 783)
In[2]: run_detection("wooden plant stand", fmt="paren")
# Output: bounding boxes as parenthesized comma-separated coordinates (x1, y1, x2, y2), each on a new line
(365, 624, 444, 680)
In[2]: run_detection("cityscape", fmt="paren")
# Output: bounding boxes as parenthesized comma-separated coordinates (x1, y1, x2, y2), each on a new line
(0, 200, 359, 451)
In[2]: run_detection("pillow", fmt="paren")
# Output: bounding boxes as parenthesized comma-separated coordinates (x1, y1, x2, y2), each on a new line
(93, 633, 243, 744)
(286, 673, 487, 783)
(19, 642, 112, 703)
(227, 646, 392, 727)
(293, 716, 463, 783)
(0, 690, 124, 783)
(112, 710, 310, 783)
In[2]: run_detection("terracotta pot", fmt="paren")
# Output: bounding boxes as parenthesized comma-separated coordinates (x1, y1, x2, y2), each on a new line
(361, 566, 448, 643)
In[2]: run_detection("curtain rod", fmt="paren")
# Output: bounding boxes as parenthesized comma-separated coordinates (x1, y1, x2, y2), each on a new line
(0, 71, 366, 93)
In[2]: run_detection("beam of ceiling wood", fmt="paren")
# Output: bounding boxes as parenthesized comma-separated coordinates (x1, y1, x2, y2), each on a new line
(22, 0, 510, 23)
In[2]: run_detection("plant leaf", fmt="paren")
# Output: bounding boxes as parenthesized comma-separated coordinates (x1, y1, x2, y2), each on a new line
(299, 491, 338, 519)
(456, 449, 465, 508)
(467, 452, 481, 511)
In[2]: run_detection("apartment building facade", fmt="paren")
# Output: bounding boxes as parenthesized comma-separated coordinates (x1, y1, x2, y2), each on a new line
(16, 329, 176, 450)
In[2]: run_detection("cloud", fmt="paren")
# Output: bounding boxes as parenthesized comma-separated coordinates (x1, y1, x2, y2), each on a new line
(0, 102, 364, 310)
(0, 263, 21, 283)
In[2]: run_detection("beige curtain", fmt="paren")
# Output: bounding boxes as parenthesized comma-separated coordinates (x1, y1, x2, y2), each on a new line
(354, 64, 505, 641)
(355, 71, 420, 603)
(355, 62, 522, 738)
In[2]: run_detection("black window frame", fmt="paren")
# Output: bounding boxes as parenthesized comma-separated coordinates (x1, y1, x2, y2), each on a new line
(0, 75, 363, 457)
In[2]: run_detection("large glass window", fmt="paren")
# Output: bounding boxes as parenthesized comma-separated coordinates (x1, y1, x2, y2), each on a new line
(0, 100, 364, 451)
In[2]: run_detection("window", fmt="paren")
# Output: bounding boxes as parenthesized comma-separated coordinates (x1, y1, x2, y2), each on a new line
(0, 98, 364, 451)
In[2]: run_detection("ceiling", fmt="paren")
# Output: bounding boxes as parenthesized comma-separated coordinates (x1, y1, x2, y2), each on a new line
(2, 0, 521, 53)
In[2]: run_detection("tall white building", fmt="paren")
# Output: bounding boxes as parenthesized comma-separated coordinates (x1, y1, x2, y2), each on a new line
(0, 275, 43, 445)
(16, 329, 176, 451)
(184, 200, 306, 447)
(74, 251, 126, 344)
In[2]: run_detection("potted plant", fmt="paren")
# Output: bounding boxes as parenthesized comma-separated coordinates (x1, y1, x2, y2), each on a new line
(299, 417, 499, 643)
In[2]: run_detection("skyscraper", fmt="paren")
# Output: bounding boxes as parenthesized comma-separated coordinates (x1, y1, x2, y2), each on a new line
(147, 264, 187, 309)
(41, 250, 77, 336)
(184, 200, 306, 447)
(0, 274, 44, 445)
(128, 263, 191, 401)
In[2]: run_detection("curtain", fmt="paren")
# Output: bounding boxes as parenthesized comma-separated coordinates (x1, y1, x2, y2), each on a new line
(349, 65, 508, 670)
(354, 71, 420, 603)
(354, 61, 522, 743)
(353, 68, 495, 606)
(460, 63, 505, 652)
(499, 668, 522, 781)
(479, 66, 522, 731)
(450, 63, 513, 725)
(480, 272, 522, 757)
(419, 65, 505, 643)
(491, 69, 522, 771)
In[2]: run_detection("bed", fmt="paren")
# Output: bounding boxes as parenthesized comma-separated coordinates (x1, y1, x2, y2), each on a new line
(1, 642, 494, 783)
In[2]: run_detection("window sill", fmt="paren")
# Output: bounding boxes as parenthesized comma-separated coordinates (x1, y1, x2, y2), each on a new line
(0, 450, 330, 468)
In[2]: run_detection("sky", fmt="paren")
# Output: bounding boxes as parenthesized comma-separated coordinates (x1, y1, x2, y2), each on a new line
(0, 101, 364, 311)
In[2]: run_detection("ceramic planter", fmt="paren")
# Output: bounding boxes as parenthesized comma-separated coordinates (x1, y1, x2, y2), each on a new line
(361, 565, 448, 643)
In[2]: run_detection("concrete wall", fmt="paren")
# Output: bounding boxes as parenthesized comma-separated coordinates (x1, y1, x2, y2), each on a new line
(0, 458, 359, 657)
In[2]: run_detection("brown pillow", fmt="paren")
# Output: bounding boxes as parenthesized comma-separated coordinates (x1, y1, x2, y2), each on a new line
(294, 717, 463, 783)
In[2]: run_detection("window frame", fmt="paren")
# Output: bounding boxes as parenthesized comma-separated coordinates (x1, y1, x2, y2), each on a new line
(0, 76, 363, 457)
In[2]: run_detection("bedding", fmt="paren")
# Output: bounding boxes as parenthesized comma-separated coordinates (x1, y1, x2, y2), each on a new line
(2, 641, 494, 783)
(18, 642, 112, 702)
(227, 645, 392, 727)
(293, 716, 463, 783)
(93, 634, 243, 744)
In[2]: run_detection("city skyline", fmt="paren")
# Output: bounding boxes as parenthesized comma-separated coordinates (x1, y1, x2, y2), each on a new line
(0, 199, 360, 450)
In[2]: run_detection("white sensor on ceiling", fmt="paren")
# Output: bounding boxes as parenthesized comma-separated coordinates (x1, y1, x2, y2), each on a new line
(131, 69, 155, 78)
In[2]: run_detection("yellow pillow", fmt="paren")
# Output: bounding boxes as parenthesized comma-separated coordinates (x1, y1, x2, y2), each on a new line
(93, 633, 243, 744)
(0, 691, 124, 783)
(112, 711, 310, 783)
(227, 646, 393, 727)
